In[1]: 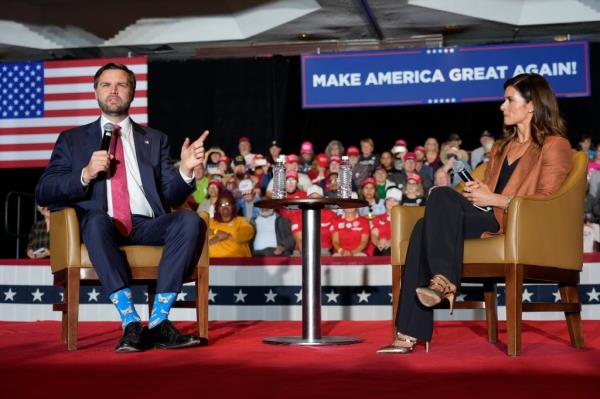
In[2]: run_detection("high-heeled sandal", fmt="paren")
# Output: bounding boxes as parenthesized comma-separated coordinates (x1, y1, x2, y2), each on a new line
(415, 274, 457, 314)
(376, 332, 429, 354)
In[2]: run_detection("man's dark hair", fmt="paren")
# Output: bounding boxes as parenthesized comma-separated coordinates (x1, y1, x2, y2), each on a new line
(93, 62, 136, 91)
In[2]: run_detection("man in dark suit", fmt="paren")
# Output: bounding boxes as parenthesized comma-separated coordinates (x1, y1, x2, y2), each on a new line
(36, 62, 208, 352)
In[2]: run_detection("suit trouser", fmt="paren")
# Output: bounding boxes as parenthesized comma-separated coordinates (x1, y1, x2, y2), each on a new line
(395, 187, 499, 341)
(80, 209, 206, 294)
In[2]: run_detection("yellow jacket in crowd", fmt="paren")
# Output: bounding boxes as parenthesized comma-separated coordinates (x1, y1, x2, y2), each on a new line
(208, 216, 255, 257)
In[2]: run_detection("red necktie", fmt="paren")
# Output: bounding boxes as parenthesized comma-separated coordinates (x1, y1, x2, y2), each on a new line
(109, 125, 133, 236)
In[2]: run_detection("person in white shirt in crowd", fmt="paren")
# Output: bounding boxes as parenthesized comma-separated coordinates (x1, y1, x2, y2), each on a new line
(470, 130, 495, 169)
(236, 179, 261, 221)
(371, 187, 403, 256)
(400, 173, 426, 207)
(250, 198, 295, 257)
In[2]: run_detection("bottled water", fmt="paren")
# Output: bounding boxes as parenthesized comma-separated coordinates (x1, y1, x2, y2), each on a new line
(338, 156, 352, 199)
(272, 155, 286, 199)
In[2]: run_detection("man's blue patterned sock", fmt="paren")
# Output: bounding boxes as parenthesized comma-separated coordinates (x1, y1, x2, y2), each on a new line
(148, 292, 176, 329)
(109, 287, 141, 329)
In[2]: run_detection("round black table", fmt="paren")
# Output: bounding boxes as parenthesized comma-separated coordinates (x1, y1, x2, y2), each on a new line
(255, 198, 367, 345)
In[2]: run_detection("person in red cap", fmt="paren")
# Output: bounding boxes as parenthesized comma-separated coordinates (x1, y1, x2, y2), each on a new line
(299, 141, 315, 175)
(396, 152, 433, 195)
(237, 136, 255, 166)
(266, 153, 312, 195)
(358, 177, 386, 220)
(311, 153, 329, 185)
(328, 155, 341, 175)
(400, 173, 426, 207)
(215, 155, 231, 176)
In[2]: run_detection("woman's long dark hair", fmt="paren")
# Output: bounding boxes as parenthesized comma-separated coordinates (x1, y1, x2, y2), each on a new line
(497, 73, 567, 155)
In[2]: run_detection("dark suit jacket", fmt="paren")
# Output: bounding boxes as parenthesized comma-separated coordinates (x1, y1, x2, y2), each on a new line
(36, 118, 194, 216)
(483, 135, 573, 232)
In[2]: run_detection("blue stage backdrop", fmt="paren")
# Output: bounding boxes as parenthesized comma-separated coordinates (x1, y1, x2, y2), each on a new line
(301, 41, 590, 108)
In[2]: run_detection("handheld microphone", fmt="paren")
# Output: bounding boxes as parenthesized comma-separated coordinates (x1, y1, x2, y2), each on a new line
(100, 123, 114, 152)
(452, 160, 474, 183)
(452, 161, 491, 212)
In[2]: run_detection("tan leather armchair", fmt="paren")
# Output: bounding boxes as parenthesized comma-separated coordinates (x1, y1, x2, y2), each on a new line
(391, 151, 586, 356)
(50, 209, 210, 350)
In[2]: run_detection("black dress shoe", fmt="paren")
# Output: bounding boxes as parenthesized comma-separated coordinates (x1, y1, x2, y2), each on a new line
(115, 321, 144, 353)
(142, 320, 205, 350)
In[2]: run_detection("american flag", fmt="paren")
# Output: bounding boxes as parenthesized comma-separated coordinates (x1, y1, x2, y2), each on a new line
(0, 57, 148, 169)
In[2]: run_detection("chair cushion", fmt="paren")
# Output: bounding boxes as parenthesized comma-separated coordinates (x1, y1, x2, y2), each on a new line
(463, 235, 505, 263)
(81, 244, 164, 268)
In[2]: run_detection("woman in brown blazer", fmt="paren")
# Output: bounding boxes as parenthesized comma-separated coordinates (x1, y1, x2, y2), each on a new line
(378, 73, 573, 354)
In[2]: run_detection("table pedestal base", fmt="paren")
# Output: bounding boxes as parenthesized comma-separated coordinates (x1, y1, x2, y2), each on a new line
(262, 336, 363, 346)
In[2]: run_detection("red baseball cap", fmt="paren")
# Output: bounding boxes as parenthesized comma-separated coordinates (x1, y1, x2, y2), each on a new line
(218, 155, 230, 164)
(347, 146, 360, 156)
(239, 136, 250, 143)
(395, 139, 407, 147)
(253, 154, 267, 166)
(208, 179, 223, 188)
(300, 141, 314, 154)
(330, 155, 342, 163)
(414, 146, 426, 155)
(406, 173, 421, 184)
(286, 154, 300, 164)
(316, 153, 329, 167)
(360, 177, 376, 187)
(404, 152, 417, 161)
(285, 169, 298, 180)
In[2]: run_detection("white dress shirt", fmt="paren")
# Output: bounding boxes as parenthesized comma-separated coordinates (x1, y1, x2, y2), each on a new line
(82, 116, 193, 218)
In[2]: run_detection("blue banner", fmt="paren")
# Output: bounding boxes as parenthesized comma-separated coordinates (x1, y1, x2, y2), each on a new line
(301, 41, 590, 108)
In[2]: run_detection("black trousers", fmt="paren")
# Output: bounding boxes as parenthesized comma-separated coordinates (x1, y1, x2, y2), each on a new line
(395, 187, 499, 341)
(80, 209, 206, 294)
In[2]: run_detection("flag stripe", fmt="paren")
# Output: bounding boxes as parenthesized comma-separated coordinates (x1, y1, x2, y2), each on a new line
(44, 81, 148, 94)
(0, 113, 148, 129)
(45, 98, 147, 111)
(0, 160, 50, 168)
(0, 143, 55, 151)
(45, 73, 148, 85)
(0, 133, 58, 144)
(0, 56, 148, 169)
(44, 106, 147, 118)
(44, 90, 147, 101)
(0, 150, 53, 160)
(44, 57, 147, 69)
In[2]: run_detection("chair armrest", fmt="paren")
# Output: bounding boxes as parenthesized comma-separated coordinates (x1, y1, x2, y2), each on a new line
(197, 211, 209, 269)
(505, 194, 584, 270)
(49, 208, 81, 273)
(391, 205, 425, 266)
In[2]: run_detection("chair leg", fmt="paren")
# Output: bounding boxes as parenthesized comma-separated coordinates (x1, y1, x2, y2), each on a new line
(483, 282, 498, 344)
(196, 267, 209, 340)
(66, 268, 80, 351)
(559, 284, 585, 348)
(391, 264, 402, 337)
(147, 281, 157, 318)
(505, 263, 523, 356)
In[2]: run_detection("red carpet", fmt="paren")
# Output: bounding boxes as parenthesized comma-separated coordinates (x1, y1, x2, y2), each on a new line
(1, 320, 599, 399)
